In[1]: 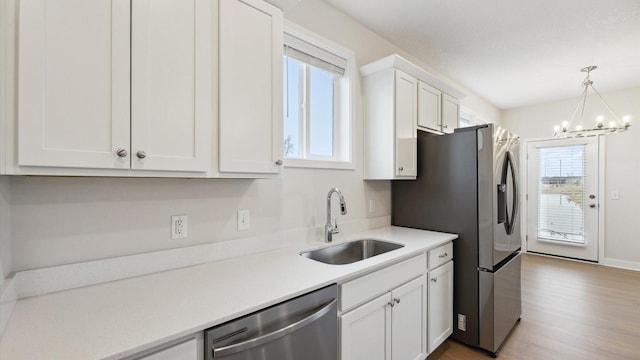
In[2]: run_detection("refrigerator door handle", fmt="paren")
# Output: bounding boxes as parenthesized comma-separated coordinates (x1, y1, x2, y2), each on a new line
(503, 151, 519, 235)
(497, 183, 506, 224)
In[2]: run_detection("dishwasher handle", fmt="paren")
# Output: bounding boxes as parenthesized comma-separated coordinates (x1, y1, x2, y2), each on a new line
(212, 299, 337, 358)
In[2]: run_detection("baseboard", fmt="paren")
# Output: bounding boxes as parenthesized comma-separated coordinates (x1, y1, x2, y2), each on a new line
(600, 258, 640, 272)
(0, 276, 17, 337)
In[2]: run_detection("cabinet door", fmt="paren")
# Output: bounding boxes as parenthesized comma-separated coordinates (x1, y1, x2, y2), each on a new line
(18, 0, 131, 169)
(441, 94, 459, 134)
(428, 261, 454, 353)
(394, 70, 417, 177)
(340, 293, 392, 360)
(131, 0, 212, 172)
(219, 0, 283, 174)
(417, 81, 441, 132)
(391, 276, 427, 360)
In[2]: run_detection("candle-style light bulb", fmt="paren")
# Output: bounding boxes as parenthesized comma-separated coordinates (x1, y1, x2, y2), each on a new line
(554, 125, 561, 132)
(561, 121, 569, 129)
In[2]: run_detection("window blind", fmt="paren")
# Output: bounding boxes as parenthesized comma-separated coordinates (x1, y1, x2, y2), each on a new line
(536, 145, 586, 244)
(284, 33, 347, 76)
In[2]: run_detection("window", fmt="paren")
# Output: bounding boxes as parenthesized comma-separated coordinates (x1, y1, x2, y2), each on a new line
(282, 22, 354, 169)
(459, 109, 487, 128)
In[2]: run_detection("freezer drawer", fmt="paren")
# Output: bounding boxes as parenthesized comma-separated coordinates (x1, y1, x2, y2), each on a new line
(478, 252, 521, 353)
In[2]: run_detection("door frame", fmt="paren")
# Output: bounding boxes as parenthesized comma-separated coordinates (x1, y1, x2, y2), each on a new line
(520, 136, 606, 263)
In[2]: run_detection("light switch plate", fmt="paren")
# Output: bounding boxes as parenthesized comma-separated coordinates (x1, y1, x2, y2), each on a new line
(237, 210, 250, 231)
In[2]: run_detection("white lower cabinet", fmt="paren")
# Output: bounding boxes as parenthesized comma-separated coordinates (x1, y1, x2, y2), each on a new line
(340, 292, 391, 360)
(390, 276, 428, 360)
(427, 260, 454, 353)
(339, 243, 454, 359)
(340, 274, 427, 360)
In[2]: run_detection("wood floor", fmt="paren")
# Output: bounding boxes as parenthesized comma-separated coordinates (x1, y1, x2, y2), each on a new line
(427, 253, 640, 360)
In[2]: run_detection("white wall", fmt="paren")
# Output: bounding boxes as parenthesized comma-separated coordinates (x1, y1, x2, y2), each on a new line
(502, 86, 640, 268)
(3, 0, 500, 273)
(0, 176, 9, 280)
(285, 0, 501, 126)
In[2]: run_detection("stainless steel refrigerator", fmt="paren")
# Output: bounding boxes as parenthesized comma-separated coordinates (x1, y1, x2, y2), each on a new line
(392, 124, 521, 356)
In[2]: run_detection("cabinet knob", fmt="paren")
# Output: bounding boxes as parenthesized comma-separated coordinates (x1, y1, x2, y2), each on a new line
(136, 151, 147, 159)
(443, 125, 449, 129)
(116, 148, 128, 158)
(589, 203, 596, 208)
(275, 160, 283, 165)
(394, 298, 400, 304)
(398, 167, 404, 172)
(431, 278, 438, 283)
(387, 301, 395, 308)
(438, 252, 448, 258)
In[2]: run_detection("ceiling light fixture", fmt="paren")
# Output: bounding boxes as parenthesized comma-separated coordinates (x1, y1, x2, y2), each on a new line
(554, 66, 631, 138)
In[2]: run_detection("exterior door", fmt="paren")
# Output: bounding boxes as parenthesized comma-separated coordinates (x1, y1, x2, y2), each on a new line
(526, 138, 599, 262)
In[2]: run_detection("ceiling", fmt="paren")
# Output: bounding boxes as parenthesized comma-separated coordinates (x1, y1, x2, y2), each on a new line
(322, 0, 640, 109)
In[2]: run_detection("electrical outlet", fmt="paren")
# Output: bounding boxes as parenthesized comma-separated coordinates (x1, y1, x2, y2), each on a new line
(457, 314, 467, 331)
(171, 215, 188, 239)
(237, 209, 250, 231)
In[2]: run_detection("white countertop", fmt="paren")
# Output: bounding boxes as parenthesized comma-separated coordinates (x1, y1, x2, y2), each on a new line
(0, 226, 456, 360)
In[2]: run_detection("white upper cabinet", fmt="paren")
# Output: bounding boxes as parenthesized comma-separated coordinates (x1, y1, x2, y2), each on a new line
(418, 82, 459, 134)
(18, 0, 132, 169)
(13, 0, 213, 175)
(131, 0, 212, 172)
(361, 54, 464, 180)
(417, 81, 441, 132)
(394, 70, 418, 178)
(219, 0, 283, 175)
(362, 68, 417, 180)
(441, 93, 460, 134)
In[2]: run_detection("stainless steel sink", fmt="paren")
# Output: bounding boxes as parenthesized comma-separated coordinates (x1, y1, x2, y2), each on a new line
(300, 239, 404, 265)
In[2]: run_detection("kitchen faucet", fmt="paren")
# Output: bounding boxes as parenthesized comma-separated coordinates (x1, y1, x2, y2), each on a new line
(325, 187, 347, 243)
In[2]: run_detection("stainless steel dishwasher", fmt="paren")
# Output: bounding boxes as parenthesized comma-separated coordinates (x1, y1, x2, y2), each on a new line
(205, 284, 338, 360)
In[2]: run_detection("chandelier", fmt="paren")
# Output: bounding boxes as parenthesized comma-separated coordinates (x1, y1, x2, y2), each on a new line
(553, 65, 631, 138)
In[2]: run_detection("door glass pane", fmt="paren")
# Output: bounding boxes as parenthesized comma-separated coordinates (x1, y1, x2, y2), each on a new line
(536, 145, 585, 244)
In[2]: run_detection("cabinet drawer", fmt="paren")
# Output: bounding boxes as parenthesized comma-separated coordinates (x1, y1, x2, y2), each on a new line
(340, 253, 427, 313)
(428, 242, 453, 270)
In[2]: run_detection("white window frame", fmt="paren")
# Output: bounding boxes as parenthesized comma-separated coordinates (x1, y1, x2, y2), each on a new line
(459, 108, 487, 128)
(282, 21, 355, 170)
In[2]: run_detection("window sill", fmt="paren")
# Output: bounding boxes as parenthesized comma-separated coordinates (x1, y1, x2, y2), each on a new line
(284, 158, 355, 170)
